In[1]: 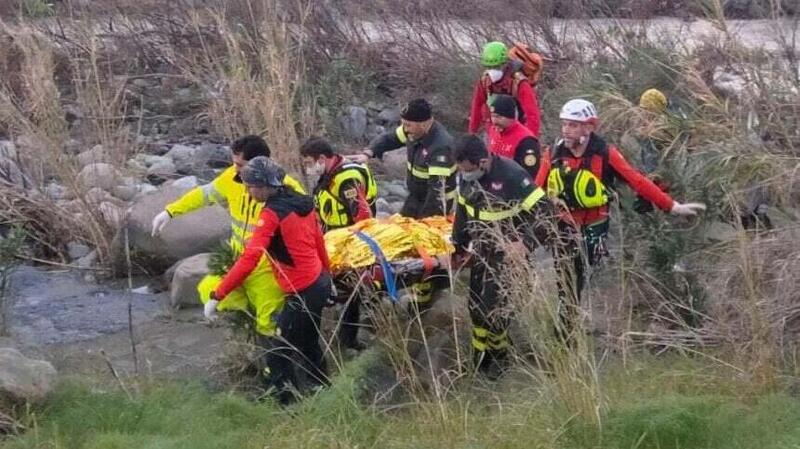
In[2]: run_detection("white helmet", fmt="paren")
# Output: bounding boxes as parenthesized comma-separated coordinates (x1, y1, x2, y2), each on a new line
(559, 99, 598, 123)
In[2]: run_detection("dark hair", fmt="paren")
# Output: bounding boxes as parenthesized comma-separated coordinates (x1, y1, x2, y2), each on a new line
(232, 135, 271, 160)
(299, 137, 335, 158)
(454, 134, 489, 164)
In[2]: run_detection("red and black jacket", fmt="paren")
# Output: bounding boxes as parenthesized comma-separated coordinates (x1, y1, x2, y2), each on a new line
(487, 120, 550, 187)
(215, 190, 331, 297)
(550, 133, 674, 227)
(468, 67, 541, 137)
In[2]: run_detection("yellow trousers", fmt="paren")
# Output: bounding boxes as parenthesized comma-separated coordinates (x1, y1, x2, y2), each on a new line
(197, 257, 285, 336)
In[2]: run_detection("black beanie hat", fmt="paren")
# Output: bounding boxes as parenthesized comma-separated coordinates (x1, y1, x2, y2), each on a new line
(401, 98, 433, 122)
(489, 94, 517, 119)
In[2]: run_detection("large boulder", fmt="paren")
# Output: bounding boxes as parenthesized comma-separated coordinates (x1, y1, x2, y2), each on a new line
(166, 253, 211, 310)
(78, 163, 121, 191)
(117, 183, 229, 271)
(0, 348, 57, 403)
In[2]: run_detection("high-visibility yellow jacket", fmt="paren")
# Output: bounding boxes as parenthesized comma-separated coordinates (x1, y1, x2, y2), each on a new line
(165, 165, 305, 254)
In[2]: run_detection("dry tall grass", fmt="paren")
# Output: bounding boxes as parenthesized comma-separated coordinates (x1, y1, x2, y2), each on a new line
(178, 0, 317, 177)
(0, 21, 139, 266)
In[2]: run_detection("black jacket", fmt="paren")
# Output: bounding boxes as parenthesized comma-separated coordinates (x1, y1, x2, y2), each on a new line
(453, 155, 548, 254)
(370, 121, 456, 218)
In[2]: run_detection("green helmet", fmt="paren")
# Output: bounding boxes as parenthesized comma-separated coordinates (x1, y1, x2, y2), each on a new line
(481, 41, 508, 68)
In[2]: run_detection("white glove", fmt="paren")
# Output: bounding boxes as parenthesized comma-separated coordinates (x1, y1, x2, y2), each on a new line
(670, 202, 707, 217)
(204, 299, 220, 321)
(151, 211, 171, 237)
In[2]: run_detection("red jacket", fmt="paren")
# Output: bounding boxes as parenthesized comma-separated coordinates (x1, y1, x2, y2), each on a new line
(487, 121, 550, 187)
(468, 74, 540, 137)
(215, 190, 330, 298)
(552, 134, 674, 227)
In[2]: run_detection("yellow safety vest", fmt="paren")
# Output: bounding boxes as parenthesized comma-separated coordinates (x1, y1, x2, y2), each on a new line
(165, 165, 305, 255)
(315, 163, 378, 228)
(546, 166, 608, 209)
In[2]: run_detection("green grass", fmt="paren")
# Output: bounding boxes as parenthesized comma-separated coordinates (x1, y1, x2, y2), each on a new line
(5, 354, 800, 449)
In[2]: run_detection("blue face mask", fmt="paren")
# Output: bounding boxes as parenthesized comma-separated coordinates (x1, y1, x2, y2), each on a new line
(461, 169, 484, 183)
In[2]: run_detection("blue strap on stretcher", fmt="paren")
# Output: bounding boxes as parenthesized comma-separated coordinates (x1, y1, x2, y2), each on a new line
(355, 231, 398, 303)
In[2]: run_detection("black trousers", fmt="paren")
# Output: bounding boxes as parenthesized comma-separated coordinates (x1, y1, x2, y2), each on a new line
(339, 295, 363, 349)
(468, 248, 511, 363)
(552, 219, 608, 342)
(259, 273, 331, 402)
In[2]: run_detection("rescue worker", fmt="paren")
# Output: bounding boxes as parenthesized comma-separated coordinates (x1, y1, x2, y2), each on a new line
(150, 135, 305, 343)
(547, 99, 706, 343)
(633, 88, 677, 214)
(351, 98, 456, 309)
(486, 94, 550, 187)
(452, 134, 550, 378)
(300, 136, 377, 351)
(469, 41, 541, 137)
(205, 156, 332, 405)
(301, 136, 377, 232)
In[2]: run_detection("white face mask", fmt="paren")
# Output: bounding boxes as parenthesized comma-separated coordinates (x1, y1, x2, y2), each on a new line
(461, 169, 484, 183)
(304, 160, 325, 177)
(486, 69, 503, 83)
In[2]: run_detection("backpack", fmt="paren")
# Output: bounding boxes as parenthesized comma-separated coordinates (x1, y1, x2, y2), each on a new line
(508, 42, 544, 86)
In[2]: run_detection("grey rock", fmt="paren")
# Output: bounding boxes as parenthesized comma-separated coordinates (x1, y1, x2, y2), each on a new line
(340, 106, 368, 140)
(76, 144, 110, 167)
(166, 144, 196, 162)
(366, 124, 386, 142)
(0, 348, 57, 403)
(77, 163, 121, 191)
(166, 253, 211, 309)
(45, 182, 71, 201)
(67, 242, 91, 260)
(117, 184, 229, 270)
(85, 187, 114, 204)
(380, 151, 408, 180)
(143, 155, 171, 167)
(99, 201, 125, 228)
(126, 158, 147, 172)
(377, 107, 401, 126)
(138, 184, 158, 196)
(381, 181, 408, 199)
(146, 159, 177, 185)
(170, 176, 198, 191)
(112, 184, 140, 202)
(197, 143, 230, 169)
